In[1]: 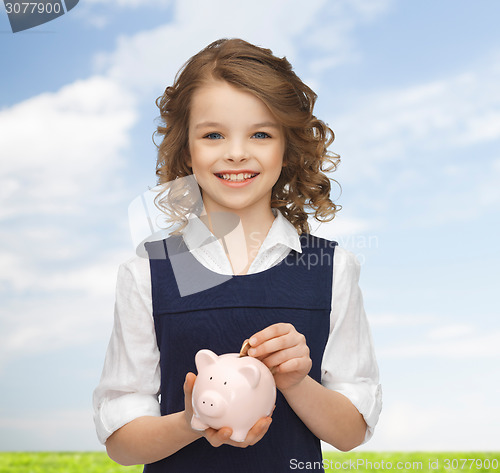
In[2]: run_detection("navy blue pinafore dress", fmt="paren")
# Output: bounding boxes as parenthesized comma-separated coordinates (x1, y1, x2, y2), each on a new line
(144, 232, 337, 473)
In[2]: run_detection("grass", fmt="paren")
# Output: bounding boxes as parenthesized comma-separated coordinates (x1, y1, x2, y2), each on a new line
(0, 452, 142, 473)
(322, 452, 500, 472)
(0, 452, 498, 472)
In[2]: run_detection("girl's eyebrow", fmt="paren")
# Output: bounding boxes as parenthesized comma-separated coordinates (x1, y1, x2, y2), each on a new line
(252, 122, 281, 128)
(195, 121, 280, 129)
(195, 121, 222, 129)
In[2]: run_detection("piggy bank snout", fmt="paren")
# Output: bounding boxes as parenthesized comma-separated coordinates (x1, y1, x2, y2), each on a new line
(196, 390, 228, 418)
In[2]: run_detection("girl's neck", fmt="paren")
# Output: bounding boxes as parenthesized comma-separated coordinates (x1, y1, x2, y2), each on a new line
(200, 205, 276, 275)
(201, 201, 275, 239)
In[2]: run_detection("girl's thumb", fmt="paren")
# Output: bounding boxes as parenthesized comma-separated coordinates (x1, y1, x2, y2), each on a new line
(184, 372, 196, 395)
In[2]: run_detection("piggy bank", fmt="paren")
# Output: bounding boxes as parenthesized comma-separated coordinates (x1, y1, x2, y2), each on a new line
(191, 349, 276, 442)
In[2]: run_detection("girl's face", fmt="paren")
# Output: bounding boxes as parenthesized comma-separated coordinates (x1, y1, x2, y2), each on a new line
(188, 80, 285, 218)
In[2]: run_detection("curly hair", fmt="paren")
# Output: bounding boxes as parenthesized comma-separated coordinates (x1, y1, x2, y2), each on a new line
(153, 38, 341, 235)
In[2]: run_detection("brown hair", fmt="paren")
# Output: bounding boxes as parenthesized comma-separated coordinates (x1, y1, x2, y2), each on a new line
(153, 38, 340, 235)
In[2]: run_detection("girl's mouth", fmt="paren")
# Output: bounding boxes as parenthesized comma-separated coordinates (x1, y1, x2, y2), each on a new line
(214, 172, 259, 182)
(213, 172, 260, 187)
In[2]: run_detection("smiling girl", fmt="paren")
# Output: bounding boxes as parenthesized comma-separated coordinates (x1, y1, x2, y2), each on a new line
(93, 38, 382, 473)
(187, 80, 286, 275)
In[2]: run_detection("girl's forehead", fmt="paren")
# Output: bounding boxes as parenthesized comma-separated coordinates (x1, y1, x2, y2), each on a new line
(189, 81, 278, 124)
(192, 80, 249, 102)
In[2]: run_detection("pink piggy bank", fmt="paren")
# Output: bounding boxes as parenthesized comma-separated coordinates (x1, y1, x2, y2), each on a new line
(191, 349, 276, 442)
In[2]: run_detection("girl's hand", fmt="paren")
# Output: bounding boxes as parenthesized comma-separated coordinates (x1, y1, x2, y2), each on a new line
(246, 323, 312, 391)
(183, 372, 273, 448)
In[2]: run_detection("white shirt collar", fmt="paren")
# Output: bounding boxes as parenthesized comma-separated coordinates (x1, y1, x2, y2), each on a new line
(261, 207, 303, 254)
(182, 208, 302, 255)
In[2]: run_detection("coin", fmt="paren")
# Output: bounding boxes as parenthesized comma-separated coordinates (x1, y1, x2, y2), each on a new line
(239, 339, 251, 357)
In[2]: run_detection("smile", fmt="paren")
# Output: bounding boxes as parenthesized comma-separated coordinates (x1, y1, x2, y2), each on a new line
(215, 172, 259, 182)
(213, 172, 260, 188)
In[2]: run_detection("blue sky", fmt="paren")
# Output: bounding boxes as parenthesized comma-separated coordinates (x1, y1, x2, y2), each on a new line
(1, 0, 499, 452)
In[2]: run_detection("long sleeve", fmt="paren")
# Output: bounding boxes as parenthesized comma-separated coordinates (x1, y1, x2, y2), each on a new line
(92, 257, 161, 444)
(320, 247, 382, 443)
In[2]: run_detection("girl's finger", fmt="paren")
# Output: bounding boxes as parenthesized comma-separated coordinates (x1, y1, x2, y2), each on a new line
(204, 427, 232, 447)
(183, 372, 197, 430)
(184, 372, 196, 395)
(245, 417, 272, 446)
(249, 323, 294, 348)
(183, 372, 196, 411)
(275, 357, 312, 374)
(204, 417, 272, 448)
(255, 330, 307, 358)
(248, 335, 291, 358)
(259, 345, 308, 369)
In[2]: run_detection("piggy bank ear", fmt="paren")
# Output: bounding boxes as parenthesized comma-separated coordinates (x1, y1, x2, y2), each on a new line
(238, 365, 261, 389)
(195, 349, 218, 371)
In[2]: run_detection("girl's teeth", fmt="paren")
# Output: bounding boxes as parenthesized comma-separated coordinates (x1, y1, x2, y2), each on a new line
(219, 173, 257, 181)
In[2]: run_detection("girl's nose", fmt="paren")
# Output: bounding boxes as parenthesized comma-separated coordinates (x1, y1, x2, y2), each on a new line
(224, 139, 248, 162)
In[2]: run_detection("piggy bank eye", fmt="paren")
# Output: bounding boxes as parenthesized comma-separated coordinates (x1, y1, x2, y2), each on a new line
(224, 381, 227, 385)
(209, 376, 213, 380)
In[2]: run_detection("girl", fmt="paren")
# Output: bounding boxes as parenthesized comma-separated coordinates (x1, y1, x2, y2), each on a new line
(93, 38, 382, 472)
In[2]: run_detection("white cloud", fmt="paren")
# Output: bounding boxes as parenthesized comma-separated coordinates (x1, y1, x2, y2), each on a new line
(379, 329, 500, 359)
(0, 288, 117, 366)
(92, 0, 392, 97)
(330, 54, 500, 225)
(0, 74, 137, 276)
(0, 249, 124, 296)
(362, 398, 500, 451)
(309, 214, 374, 239)
(335, 66, 500, 178)
(369, 313, 438, 327)
(348, 0, 393, 20)
(427, 323, 476, 340)
(0, 75, 138, 369)
(0, 408, 99, 451)
(72, 0, 172, 30)
(368, 314, 500, 360)
(0, 76, 137, 219)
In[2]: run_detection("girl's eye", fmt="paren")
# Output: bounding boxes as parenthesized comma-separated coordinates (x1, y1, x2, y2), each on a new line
(204, 132, 223, 140)
(253, 132, 270, 139)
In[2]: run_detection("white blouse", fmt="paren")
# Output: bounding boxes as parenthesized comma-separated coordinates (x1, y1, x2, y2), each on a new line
(93, 209, 382, 446)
